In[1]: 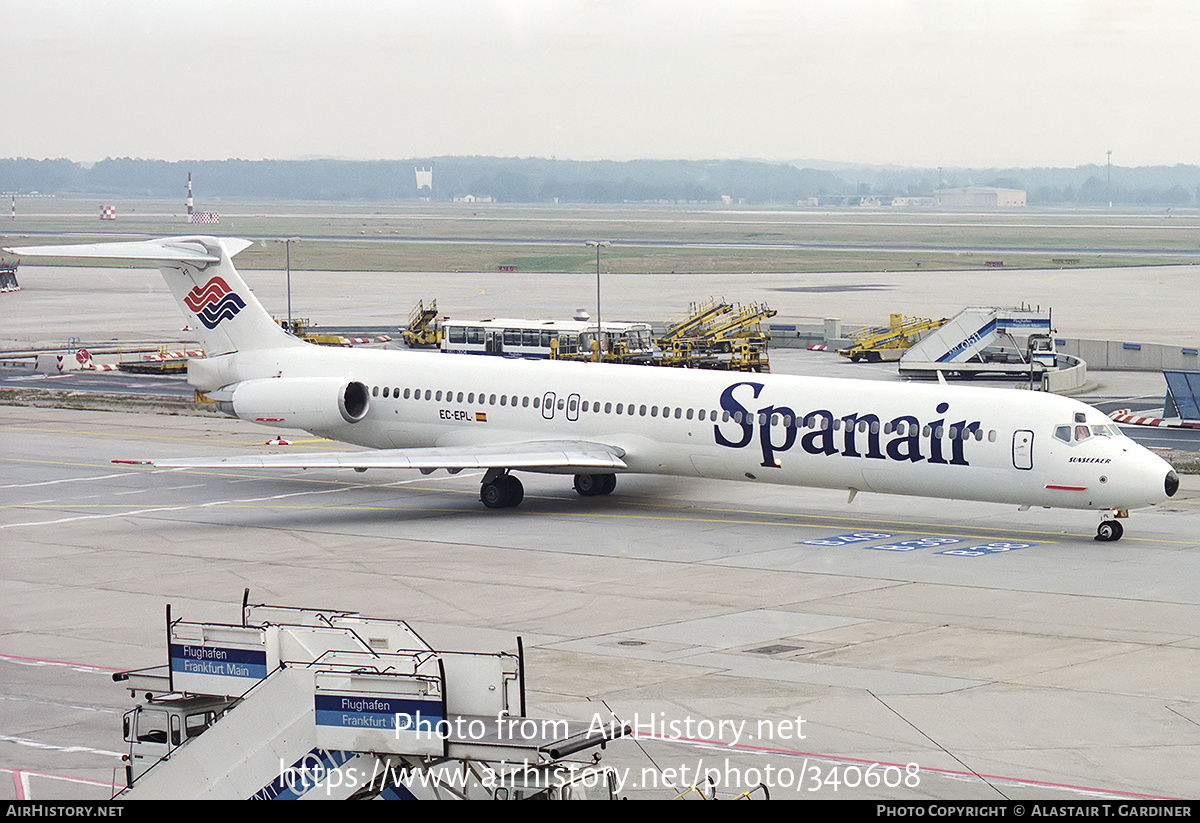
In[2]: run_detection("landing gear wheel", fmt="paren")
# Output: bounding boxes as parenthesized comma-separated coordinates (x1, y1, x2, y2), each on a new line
(481, 474, 524, 509)
(1095, 520, 1124, 542)
(573, 473, 601, 496)
(481, 480, 508, 509)
(501, 475, 523, 507)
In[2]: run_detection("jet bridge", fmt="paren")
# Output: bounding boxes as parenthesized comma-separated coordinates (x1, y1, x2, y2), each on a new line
(898, 306, 1055, 380)
(112, 594, 627, 800)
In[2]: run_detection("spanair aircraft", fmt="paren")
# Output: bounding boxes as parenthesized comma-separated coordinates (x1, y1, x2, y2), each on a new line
(8, 236, 1179, 541)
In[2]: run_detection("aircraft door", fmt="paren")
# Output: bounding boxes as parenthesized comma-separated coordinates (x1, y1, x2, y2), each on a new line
(486, 331, 502, 354)
(1012, 430, 1034, 470)
(542, 392, 556, 420)
(566, 393, 580, 421)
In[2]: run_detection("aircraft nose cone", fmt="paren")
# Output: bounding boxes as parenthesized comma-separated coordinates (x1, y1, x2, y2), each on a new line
(1166, 469, 1179, 498)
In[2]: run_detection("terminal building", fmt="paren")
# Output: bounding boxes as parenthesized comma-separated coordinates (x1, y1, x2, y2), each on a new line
(935, 186, 1027, 208)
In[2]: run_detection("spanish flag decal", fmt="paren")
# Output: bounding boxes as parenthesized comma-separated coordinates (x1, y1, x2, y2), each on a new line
(475, 412, 487, 422)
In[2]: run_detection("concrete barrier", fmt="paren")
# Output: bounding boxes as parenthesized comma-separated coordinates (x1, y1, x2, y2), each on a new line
(1042, 353, 1088, 393)
(1056, 338, 1200, 372)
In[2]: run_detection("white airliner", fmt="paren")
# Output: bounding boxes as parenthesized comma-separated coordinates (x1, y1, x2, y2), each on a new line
(9, 236, 1179, 541)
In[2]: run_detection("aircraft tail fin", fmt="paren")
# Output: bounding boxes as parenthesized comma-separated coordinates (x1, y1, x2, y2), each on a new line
(6, 236, 302, 356)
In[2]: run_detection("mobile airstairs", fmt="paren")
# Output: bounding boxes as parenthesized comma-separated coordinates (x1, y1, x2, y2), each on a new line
(898, 306, 1056, 380)
(113, 593, 628, 800)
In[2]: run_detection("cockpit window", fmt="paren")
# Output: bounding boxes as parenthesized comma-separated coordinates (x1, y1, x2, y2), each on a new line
(1057, 421, 1121, 443)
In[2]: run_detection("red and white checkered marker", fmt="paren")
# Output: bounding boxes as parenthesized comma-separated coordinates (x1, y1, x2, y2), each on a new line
(1109, 409, 1200, 429)
(1109, 409, 1167, 427)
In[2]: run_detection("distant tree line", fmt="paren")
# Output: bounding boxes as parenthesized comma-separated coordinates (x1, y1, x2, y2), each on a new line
(3, 156, 1200, 206)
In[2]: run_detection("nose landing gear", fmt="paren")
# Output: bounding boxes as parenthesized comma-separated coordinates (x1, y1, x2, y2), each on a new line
(1095, 509, 1128, 542)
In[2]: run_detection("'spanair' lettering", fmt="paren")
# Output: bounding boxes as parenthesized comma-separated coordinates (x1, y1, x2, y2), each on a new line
(714, 381, 980, 469)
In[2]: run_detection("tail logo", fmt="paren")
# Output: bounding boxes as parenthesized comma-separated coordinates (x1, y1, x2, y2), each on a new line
(184, 276, 247, 329)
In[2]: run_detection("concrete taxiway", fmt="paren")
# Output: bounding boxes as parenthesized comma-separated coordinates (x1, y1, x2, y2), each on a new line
(3, 401, 1200, 800)
(3, 258, 1200, 800)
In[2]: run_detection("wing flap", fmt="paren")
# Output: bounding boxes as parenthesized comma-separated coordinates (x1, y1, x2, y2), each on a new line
(124, 440, 627, 472)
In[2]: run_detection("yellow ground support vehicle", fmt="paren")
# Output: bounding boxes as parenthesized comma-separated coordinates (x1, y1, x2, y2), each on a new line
(838, 314, 946, 363)
(402, 299, 444, 348)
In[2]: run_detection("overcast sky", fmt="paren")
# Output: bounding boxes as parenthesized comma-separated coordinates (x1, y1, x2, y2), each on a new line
(2, 0, 1196, 168)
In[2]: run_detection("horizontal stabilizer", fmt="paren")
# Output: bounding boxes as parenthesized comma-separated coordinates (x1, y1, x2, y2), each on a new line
(119, 440, 628, 473)
(5, 236, 253, 263)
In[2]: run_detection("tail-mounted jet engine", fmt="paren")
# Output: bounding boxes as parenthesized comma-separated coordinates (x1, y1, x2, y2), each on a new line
(212, 378, 370, 429)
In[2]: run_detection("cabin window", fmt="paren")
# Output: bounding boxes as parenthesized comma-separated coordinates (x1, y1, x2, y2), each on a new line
(533, 396, 540, 408)
(522, 396, 530, 407)
(500, 395, 507, 406)
(605, 402, 612, 413)
(640, 405, 648, 416)
(423, 390, 431, 400)
(489, 394, 497, 404)
(675, 408, 683, 419)
(372, 386, 379, 397)
(686, 408, 694, 420)
(436, 391, 443, 401)
(382, 387, 390, 398)
(988, 430, 997, 442)
(650, 406, 658, 417)
(870, 421, 880, 434)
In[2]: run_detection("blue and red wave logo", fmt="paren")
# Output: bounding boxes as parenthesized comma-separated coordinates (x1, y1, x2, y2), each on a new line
(184, 276, 246, 329)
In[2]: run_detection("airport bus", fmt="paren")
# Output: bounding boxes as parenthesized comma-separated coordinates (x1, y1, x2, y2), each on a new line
(440, 318, 654, 361)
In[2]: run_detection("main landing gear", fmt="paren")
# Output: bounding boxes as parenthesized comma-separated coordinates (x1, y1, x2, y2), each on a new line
(1094, 510, 1128, 542)
(480, 470, 524, 509)
(478, 471, 618, 509)
(573, 473, 617, 497)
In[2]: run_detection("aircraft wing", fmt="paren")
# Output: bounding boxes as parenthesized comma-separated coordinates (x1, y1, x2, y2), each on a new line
(117, 440, 628, 473)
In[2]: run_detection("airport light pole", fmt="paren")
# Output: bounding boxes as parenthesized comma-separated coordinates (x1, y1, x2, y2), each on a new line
(585, 241, 610, 362)
(1106, 150, 1113, 208)
(284, 237, 300, 329)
